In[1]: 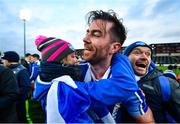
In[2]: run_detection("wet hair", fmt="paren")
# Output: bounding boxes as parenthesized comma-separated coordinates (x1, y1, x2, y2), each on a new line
(86, 10, 127, 45)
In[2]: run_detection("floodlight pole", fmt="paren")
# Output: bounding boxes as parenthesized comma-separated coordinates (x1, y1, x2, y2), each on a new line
(23, 19, 26, 56)
(19, 9, 31, 57)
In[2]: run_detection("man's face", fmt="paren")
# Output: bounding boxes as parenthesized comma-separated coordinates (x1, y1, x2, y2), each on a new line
(1, 59, 10, 67)
(128, 46, 151, 76)
(83, 19, 119, 64)
(25, 55, 33, 62)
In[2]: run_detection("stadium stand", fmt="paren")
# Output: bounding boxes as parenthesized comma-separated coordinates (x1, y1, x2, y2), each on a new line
(150, 43, 180, 65)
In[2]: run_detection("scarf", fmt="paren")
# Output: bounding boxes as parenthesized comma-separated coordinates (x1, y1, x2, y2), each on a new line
(38, 61, 83, 82)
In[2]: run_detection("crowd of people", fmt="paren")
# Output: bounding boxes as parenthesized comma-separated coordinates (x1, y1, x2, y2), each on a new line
(0, 10, 180, 123)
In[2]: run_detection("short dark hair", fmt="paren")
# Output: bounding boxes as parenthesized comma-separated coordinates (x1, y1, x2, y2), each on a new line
(86, 10, 127, 45)
(32, 53, 40, 59)
(25, 53, 31, 57)
(168, 65, 173, 70)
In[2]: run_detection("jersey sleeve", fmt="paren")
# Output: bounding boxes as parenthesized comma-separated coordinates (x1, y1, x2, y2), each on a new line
(30, 62, 40, 81)
(77, 53, 148, 116)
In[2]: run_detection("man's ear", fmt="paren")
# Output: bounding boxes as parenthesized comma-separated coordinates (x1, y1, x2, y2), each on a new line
(110, 42, 121, 54)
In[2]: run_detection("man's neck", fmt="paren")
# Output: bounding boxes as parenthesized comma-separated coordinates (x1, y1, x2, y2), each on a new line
(90, 62, 111, 80)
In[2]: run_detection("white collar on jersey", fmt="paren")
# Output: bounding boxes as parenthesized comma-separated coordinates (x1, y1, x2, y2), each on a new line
(84, 65, 111, 82)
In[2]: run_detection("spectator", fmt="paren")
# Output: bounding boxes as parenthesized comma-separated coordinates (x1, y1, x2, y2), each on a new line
(177, 74, 180, 83)
(33, 35, 80, 122)
(25, 53, 33, 63)
(0, 65, 19, 122)
(1, 51, 31, 123)
(119, 41, 180, 123)
(30, 53, 41, 91)
(164, 65, 177, 80)
(32, 53, 40, 61)
(24, 53, 33, 74)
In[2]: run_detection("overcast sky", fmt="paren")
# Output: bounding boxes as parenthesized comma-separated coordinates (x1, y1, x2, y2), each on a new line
(0, 0, 180, 56)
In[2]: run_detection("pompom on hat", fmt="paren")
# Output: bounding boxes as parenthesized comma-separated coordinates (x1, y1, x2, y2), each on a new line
(35, 35, 75, 63)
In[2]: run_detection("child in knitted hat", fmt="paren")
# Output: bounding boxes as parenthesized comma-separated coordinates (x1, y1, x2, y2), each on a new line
(33, 35, 88, 122)
(34, 35, 82, 82)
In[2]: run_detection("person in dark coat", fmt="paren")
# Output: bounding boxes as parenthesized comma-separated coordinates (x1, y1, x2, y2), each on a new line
(1, 51, 31, 123)
(0, 65, 19, 122)
(113, 41, 180, 123)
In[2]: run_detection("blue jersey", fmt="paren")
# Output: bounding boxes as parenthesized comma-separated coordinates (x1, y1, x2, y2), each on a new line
(30, 60, 40, 81)
(77, 53, 148, 116)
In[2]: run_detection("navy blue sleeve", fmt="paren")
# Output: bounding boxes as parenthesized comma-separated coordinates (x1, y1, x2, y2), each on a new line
(0, 67, 19, 109)
(18, 69, 31, 100)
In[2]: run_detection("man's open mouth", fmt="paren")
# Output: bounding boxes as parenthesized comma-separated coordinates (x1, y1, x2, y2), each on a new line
(135, 62, 147, 68)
